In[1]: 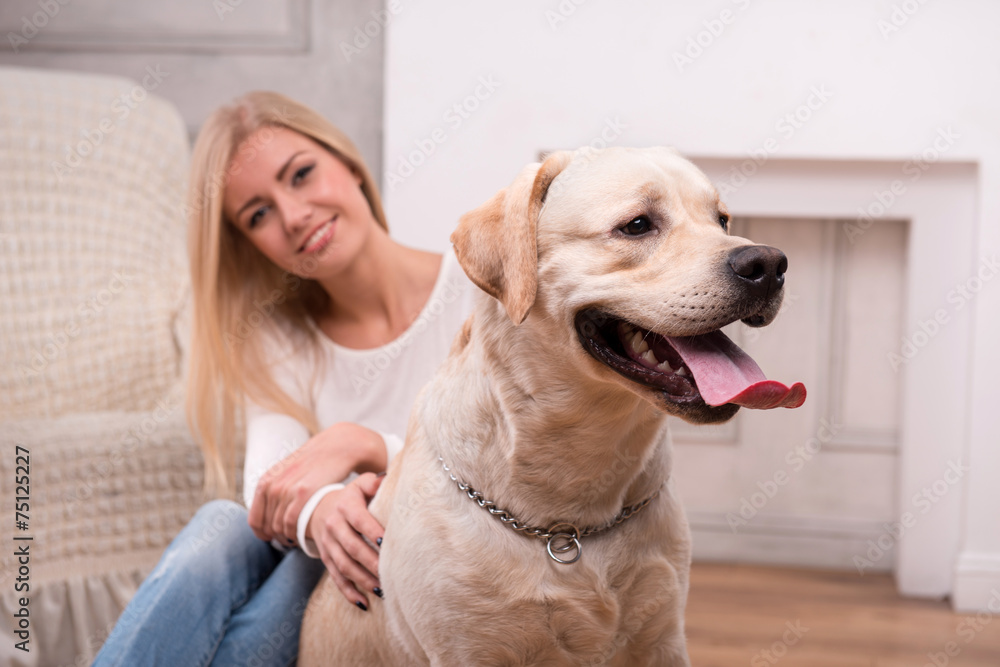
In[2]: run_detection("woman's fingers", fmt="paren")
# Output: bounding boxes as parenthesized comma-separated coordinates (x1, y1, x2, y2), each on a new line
(322, 522, 380, 607)
(355, 471, 386, 498)
(270, 492, 288, 540)
(264, 480, 292, 541)
(281, 497, 300, 545)
(335, 511, 381, 586)
(249, 481, 274, 541)
(312, 482, 387, 608)
(282, 482, 312, 540)
(336, 534, 380, 596)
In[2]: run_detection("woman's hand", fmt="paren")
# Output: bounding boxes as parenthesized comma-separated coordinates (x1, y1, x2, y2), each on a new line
(248, 422, 388, 544)
(309, 472, 386, 609)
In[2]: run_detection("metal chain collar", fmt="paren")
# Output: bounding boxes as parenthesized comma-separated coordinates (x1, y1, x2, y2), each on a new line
(438, 456, 662, 565)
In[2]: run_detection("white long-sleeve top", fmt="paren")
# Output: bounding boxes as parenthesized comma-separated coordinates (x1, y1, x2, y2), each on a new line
(242, 249, 477, 557)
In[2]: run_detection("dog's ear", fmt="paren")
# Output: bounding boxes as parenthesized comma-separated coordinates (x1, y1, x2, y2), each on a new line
(451, 151, 573, 324)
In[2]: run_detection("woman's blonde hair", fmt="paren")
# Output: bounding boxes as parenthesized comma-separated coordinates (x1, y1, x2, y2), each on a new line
(185, 91, 388, 497)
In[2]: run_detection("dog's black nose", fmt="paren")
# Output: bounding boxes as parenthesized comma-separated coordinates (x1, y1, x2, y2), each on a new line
(728, 245, 787, 299)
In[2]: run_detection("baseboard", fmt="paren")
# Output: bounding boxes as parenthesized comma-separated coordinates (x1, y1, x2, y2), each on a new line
(688, 511, 895, 574)
(953, 552, 1000, 612)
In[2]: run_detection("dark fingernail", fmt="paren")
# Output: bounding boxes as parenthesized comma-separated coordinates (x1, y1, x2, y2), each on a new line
(373, 587, 383, 598)
(377, 471, 387, 477)
(356, 601, 368, 612)
(376, 537, 382, 546)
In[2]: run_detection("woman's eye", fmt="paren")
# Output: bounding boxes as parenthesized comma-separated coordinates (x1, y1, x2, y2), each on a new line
(292, 164, 314, 184)
(248, 206, 268, 229)
(718, 213, 730, 230)
(622, 216, 652, 236)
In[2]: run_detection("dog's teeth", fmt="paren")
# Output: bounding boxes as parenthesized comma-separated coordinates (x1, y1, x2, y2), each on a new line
(656, 359, 673, 373)
(641, 349, 658, 366)
(631, 332, 649, 354)
(677, 366, 688, 377)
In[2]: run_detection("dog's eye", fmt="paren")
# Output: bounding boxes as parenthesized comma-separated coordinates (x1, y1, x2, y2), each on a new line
(622, 216, 652, 236)
(718, 213, 730, 230)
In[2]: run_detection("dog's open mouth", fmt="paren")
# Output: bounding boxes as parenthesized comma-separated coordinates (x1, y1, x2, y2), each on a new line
(574, 309, 806, 410)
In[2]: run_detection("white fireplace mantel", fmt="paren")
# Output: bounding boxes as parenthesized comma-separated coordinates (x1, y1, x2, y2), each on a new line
(690, 157, 979, 601)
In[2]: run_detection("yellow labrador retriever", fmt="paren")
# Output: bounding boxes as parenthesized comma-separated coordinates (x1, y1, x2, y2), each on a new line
(300, 147, 805, 666)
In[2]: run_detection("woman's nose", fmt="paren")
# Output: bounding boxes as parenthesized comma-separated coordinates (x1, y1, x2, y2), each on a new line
(276, 192, 313, 234)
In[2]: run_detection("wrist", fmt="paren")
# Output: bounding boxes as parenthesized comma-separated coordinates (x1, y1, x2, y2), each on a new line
(356, 428, 389, 474)
(323, 422, 388, 475)
(299, 483, 344, 557)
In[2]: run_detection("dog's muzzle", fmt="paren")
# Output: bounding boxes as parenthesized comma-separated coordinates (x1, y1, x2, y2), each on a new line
(574, 309, 806, 420)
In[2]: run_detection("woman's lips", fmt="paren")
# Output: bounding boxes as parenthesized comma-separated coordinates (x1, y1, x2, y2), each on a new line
(300, 218, 336, 254)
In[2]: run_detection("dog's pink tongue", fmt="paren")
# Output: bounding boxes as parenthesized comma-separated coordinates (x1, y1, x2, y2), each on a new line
(665, 331, 806, 409)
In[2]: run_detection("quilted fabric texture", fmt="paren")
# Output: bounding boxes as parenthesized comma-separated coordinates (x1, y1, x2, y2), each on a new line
(0, 66, 190, 419)
(0, 403, 207, 667)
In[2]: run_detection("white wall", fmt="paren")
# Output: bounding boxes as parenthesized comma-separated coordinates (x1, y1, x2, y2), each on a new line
(382, 0, 1000, 610)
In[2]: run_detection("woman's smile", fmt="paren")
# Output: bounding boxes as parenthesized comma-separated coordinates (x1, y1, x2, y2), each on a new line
(299, 216, 337, 254)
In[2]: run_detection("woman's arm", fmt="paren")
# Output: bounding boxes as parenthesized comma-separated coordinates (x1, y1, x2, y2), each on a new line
(246, 420, 388, 544)
(242, 412, 311, 509)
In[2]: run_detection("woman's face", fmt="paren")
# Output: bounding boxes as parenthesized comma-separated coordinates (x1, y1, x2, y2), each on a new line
(223, 126, 375, 279)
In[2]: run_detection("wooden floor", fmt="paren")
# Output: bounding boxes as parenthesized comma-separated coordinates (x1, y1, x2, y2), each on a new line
(686, 563, 1000, 666)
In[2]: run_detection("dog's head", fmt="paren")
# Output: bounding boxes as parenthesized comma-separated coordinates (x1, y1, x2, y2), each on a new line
(451, 147, 805, 424)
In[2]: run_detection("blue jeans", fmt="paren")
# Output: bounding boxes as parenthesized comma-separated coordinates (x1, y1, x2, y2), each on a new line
(93, 499, 325, 667)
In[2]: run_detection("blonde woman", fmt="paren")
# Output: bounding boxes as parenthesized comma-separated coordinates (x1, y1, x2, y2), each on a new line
(94, 92, 475, 666)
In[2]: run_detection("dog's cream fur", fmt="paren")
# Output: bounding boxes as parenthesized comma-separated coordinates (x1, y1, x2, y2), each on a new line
(299, 147, 787, 666)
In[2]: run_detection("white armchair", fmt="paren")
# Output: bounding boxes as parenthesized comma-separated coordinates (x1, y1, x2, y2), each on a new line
(0, 66, 207, 666)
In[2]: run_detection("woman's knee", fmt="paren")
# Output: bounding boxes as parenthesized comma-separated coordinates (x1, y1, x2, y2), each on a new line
(161, 499, 260, 568)
(137, 502, 275, 612)
(193, 499, 245, 527)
